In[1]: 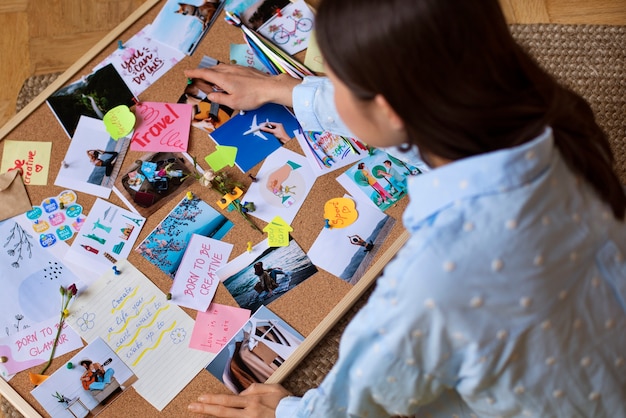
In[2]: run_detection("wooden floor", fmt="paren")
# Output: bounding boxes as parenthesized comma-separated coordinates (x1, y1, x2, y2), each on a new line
(0, 0, 625, 129)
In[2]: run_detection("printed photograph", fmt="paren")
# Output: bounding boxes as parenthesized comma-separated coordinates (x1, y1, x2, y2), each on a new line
(135, 194, 234, 278)
(209, 103, 301, 172)
(205, 305, 303, 393)
(114, 152, 197, 218)
(337, 148, 427, 211)
(46, 64, 135, 138)
(65, 199, 145, 278)
(31, 337, 137, 418)
(295, 130, 367, 176)
(149, 0, 225, 55)
(178, 77, 234, 133)
(308, 197, 396, 285)
(218, 237, 317, 312)
(242, 147, 316, 224)
(256, 0, 315, 55)
(54, 116, 130, 199)
(226, 0, 291, 30)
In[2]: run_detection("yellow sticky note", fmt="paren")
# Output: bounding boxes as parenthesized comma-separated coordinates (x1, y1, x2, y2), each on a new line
(0, 140, 52, 186)
(103, 105, 135, 139)
(324, 197, 358, 228)
(304, 30, 324, 74)
(263, 216, 293, 247)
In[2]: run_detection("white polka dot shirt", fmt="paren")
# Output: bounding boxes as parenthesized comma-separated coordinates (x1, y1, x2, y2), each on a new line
(277, 78, 626, 417)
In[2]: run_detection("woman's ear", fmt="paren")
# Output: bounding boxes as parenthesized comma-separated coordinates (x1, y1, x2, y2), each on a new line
(374, 94, 405, 132)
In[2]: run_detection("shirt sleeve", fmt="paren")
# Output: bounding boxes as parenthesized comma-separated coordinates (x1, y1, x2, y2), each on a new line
(291, 76, 430, 171)
(291, 76, 354, 137)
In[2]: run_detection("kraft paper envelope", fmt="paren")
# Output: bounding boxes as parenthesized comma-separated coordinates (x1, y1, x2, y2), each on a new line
(0, 170, 32, 221)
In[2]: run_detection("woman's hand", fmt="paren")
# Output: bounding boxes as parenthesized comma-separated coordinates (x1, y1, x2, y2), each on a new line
(261, 122, 291, 144)
(188, 383, 292, 418)
(184, 64, 302, 111)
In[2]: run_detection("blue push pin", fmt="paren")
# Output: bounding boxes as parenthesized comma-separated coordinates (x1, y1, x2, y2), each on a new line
(117, 40, 124, 50)
(324, 219, 331, 228)
(112, 266, 121, 275)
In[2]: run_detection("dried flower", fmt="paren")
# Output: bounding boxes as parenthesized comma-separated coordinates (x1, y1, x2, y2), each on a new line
(39, 284, 78, 376)
(188, 156, 262, 233)
(198, 170, 216, 187)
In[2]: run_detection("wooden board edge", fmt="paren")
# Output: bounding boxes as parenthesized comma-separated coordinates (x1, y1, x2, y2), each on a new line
(0, 378, 43, 418)
(266, 229, 410, 384)
(0, 0, 162, 142)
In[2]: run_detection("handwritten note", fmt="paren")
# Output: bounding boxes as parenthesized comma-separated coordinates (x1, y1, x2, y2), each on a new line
(0, 140, 52, 186)
(67, 259, 214, 411)
(0, 316, 83, 375)
(130, 102, 192, 152)
(263, 216, 293, 247)
(171, 235, 233, 311)
(189, 303, 250, 354)
(323, 197, 358, 228)
(94, 25, 185, 96)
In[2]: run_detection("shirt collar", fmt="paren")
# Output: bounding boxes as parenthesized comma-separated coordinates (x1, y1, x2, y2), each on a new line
(403, 127, 555, 229)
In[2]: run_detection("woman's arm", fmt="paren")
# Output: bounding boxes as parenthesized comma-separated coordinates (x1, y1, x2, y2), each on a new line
(184, 64, 302, 110)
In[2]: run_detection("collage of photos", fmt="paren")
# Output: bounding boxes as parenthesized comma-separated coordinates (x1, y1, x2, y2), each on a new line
(114, 152, 197, 217)
(0, 0, 436, 414)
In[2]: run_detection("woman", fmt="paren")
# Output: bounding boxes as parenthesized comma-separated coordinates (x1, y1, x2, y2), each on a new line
(187, 0, 626, 416)
(86, 149, 118, 176)
(253, 261, 278, 297)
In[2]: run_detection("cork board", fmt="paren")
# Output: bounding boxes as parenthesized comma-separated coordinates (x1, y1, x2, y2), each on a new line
(0, 1, 408, 416)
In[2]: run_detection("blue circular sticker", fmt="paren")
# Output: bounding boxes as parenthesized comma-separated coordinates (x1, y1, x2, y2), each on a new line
(65, 204, 83, 218)
(26, 206, 43, 220)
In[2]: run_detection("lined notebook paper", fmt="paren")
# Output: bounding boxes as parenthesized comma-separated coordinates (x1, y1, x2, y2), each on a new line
(67, 259, 214, 410)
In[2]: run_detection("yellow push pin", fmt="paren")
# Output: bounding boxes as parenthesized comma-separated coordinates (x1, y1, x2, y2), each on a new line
(0, 356, 8, 363)
(186, 191, 193, 200)
(246, 241, 253, 253)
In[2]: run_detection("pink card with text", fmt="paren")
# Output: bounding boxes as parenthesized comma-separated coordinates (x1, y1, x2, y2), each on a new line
(189, 303, 250, 354)
(130, 102, 192, 152)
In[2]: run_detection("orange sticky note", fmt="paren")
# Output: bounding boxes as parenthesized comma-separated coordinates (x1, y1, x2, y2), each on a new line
(323, 197, 358, 228)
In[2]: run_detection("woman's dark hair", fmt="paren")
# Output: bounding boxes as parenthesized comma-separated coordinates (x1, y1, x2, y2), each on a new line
(315, 0, 626, 219)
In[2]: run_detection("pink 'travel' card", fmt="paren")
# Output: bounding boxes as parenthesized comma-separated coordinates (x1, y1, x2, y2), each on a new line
(189, 303, 250, 354)
(130, 102, 192, 152)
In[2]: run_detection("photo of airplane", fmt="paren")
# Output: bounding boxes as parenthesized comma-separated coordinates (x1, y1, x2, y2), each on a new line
(243, 114, 272, 140)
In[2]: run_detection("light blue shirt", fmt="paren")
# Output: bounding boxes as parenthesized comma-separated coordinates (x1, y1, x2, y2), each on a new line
(278, 77, 626, 417)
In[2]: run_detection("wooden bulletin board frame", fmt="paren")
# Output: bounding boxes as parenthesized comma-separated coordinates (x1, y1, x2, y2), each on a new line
(0, 1, 408, 416)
